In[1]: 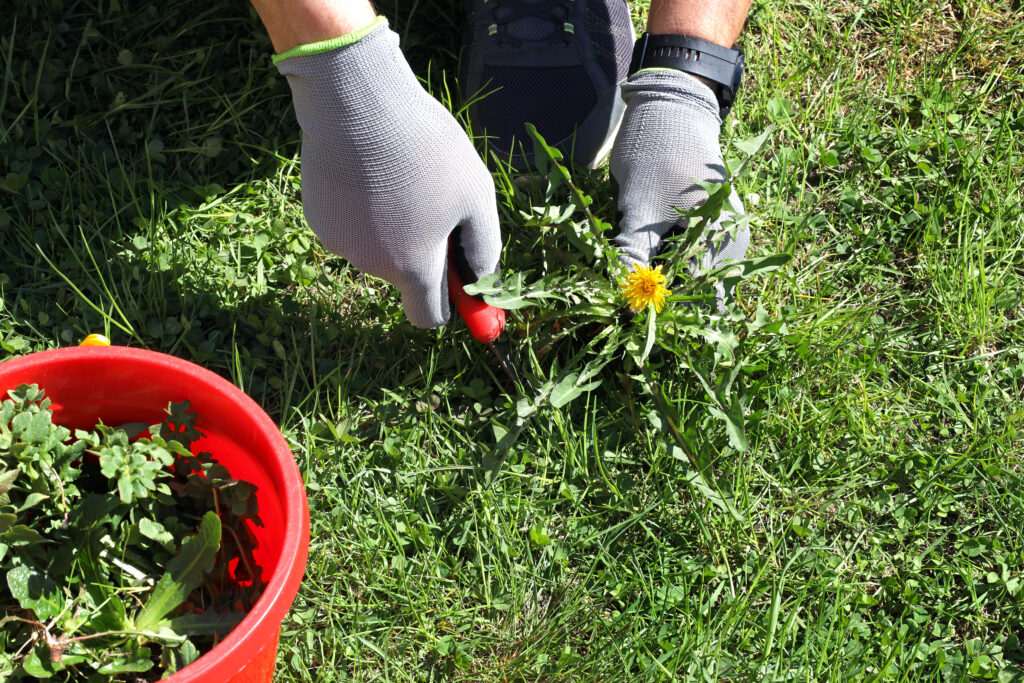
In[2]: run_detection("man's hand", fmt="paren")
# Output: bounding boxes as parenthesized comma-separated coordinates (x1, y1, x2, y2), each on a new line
(609, 69, 749, 308)
(274, 19, 502, 327)
(609, 0, 751, 308)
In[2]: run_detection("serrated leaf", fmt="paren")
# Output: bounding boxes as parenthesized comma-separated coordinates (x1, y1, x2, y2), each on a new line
(525, 122, 565, 167)
(481, 293, 535, 310)
(670, 453, 726, 503)
(645, 376, 745, 522)
(719, 253, 792, 283)
(162, 400, 204, 447)
(464, 271, 564, 310)
(557, 220, 597, 261)
(135, 511, 221, 630)
(679, 180, 732, 222)
(723, 393, 749, 453)
(77, 493, 120, 528)
(525, 122, 570, 199)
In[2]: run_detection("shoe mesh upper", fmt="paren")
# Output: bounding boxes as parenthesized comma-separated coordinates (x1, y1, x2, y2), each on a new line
(475, 66, 598, 150)
(587, 0, 633, 86)
(461, 0, 633, 163)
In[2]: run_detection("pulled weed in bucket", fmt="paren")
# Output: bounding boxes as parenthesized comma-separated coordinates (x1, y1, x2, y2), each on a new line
(0, 384, 265, 680)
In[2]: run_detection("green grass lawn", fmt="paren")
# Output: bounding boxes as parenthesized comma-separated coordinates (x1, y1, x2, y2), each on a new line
(2, 0, 1024, 680)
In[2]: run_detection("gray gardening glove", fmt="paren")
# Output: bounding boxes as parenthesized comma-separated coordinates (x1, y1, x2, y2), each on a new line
(610, 69, 749, 308)
(275, 19, 501, 328)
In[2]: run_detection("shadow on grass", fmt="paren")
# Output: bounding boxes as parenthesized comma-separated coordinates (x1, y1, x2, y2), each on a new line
(1, 0, 480, 397)
(0, 7, 663, 674)
(1, 2, 541, 556)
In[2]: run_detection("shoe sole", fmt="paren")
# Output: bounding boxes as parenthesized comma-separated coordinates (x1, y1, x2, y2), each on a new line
(582, 16, 636, 169)
(583, 89, 625, 169)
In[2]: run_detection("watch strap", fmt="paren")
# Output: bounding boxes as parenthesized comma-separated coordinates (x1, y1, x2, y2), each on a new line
(628, 33, 744, 119)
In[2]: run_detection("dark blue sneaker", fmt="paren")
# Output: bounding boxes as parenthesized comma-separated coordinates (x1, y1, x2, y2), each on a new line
(460, 0, 635, 170)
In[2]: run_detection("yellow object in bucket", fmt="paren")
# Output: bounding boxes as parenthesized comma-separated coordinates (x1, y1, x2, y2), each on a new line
(80, 334, 111, 347)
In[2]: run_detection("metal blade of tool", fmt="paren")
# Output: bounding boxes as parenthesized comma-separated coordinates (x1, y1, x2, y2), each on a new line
(446, 240, 524, 386)
(487, 340, 521, 386)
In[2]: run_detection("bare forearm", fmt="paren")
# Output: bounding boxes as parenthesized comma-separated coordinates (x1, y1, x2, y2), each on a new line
(251, 0, 377, 53)
(646, 0, 751, 47)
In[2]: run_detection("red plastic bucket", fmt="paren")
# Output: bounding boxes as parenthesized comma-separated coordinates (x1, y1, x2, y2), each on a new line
(0, 346, 310, 682)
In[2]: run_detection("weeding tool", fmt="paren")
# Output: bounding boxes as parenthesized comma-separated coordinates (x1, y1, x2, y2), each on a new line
(446, 246, 521, 386)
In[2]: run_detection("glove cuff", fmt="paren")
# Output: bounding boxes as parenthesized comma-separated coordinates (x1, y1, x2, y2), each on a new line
(272, 15, 388, 65)
(274, 17, 421, 139)
(620, 68, 722, 125)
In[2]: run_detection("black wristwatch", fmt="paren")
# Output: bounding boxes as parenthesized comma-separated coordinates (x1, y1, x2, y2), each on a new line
(628, 32, 745, 120)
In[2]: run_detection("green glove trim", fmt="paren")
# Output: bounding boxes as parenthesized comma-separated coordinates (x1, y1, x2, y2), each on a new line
(272, 16, 387, 64)
(636, 67, 676, 74)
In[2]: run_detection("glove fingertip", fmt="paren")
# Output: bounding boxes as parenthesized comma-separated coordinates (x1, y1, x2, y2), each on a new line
(402, 297, 451, 329)
(612, 238, 651, 271)
(452, 212, 502, 285)
(398, 273, 452, 329)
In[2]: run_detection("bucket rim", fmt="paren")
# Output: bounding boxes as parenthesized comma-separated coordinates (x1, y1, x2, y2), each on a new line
(0, 345, 311, 680)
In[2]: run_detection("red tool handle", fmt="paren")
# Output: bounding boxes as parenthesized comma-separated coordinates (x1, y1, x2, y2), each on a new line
(447, 245, 505, 344)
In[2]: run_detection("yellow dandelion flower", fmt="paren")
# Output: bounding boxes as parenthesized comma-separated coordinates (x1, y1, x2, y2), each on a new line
(620, 264, 672, 313)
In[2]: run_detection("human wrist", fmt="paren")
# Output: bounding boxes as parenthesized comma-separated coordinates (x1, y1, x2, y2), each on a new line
(252, 0, 378, 54)
(272, 15, 386, 64)
(274, 21, 421, 134)
(645, 0, 751, 48)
